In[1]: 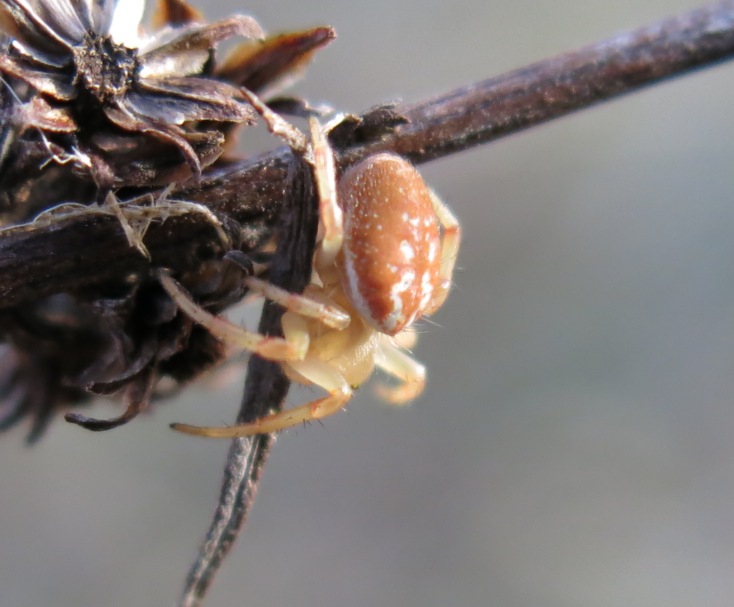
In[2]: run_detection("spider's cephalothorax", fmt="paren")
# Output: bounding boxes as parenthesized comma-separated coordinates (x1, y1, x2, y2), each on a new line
(72, 32, 138, 107)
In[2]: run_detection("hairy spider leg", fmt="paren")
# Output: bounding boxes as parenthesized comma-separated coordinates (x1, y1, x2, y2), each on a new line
(241, 87, 344, 269)
(423, 189, 462, 315)
(309, 118, 343, 268)
(171, 311, 353, 437)
(373, 334, 427, 404)
(243, 276, 349, 329)
(159, 272, 303, 360)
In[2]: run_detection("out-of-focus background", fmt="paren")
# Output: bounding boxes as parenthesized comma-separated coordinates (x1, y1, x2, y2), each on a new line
(2, 1, 734, 605)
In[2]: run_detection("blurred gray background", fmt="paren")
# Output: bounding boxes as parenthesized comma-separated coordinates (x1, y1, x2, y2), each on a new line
(2, 1, 734, 605)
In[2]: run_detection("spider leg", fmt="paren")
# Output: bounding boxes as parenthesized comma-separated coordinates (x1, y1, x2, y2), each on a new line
(159, 272, 308, 361)
(240, 86, 309, 153)
(243, 276, 349, 329)
(308, 117, 343, 268)
(373, 335, 426, 404)
(239, 88, 344, 273)
(423, 189, 462, 315)
(171, 354, 352, 437)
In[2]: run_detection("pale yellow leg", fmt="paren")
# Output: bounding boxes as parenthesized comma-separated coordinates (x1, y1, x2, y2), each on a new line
(309, 118, 343, 268)
(423, 189, 462, 315)
(240, 87, 309, 153)
(244, 276, 349, 329)
(159, 272, 307, 361)
(239, 89, 344, 275)
(171, 357, 352, 437)
(373, 336, 426, 404)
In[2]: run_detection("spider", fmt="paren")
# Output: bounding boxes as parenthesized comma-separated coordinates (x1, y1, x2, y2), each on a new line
(160, 95, 461, 438)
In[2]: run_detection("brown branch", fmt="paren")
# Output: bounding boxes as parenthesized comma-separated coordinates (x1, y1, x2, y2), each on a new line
(1, 1, 733, 309)
(343, 0, 734, 165)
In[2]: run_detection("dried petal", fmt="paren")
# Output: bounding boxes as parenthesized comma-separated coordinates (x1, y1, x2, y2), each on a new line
(218, 26, 335, 95)
(9, 38, 69, 68)
(0, 53, 74, 98)
(137, 77, 254, 123)
(137, 43, 209, 79)
(0, 0, 85, 49)
(139, 15, 264, 78)
(11, 95, 76, 131)
(105, 102, 202, 177)
(65, 367, 155, 431)
(87, 128, 223, 186)
(151, 0, 202, 29)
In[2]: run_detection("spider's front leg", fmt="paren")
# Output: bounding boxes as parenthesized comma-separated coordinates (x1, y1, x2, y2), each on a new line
(159, 272, 308, 361)
(161, 272, 355, 437)
(160, 271, 349, 356)
(171, 311, 353, 438)
(240, 87, 344, 269)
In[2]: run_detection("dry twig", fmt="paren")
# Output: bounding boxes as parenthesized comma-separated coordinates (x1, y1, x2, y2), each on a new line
(1, 1, 732, 310)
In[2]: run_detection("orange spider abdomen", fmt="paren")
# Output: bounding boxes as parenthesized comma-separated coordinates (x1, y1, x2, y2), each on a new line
(337, 153, 441, 335)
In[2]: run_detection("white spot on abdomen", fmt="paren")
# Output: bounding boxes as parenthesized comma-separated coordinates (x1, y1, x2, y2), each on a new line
(400, 240, 415, 261)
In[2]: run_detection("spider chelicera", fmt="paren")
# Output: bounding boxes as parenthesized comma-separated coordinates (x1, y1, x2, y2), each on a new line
(160, 93, 461, 437)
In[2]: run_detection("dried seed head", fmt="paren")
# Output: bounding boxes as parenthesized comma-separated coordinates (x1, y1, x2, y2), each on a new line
(0, 0, 338, 439)
(72, 32, 138, 105)
(0, 0, 265, 186)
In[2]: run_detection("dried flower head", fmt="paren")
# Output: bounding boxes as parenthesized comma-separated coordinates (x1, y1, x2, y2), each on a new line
(0, 0, 337, 440)
(0, 0, 264, 186)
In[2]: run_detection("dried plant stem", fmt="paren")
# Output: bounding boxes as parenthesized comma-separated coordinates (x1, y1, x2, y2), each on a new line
(179, 159, 318, 607)
(343, 0, 734, 165)
(1, 1, 732, 309)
